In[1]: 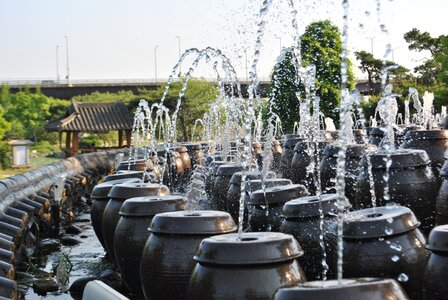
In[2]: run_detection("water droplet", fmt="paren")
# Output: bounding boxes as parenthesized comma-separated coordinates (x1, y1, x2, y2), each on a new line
(390, 243, 402, 251)
(391, 255, 400, 262)
(387, 217, 393, 223)
(398, 273, 409, 282)
(385, 228, 393, 235)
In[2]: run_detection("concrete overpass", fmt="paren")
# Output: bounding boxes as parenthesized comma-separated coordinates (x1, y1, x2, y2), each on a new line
(2, 79, 377, 99)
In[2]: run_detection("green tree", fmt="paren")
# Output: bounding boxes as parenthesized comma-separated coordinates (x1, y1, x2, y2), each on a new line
(269, 49, 301, 133)
(300, 19, 355, 120)
(354, 50, 383, 93)
(152, 78, 218, 141)
(436, 36, 448, 85)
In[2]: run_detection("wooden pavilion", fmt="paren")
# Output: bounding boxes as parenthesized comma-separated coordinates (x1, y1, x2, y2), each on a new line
(45, 100, 134, 157)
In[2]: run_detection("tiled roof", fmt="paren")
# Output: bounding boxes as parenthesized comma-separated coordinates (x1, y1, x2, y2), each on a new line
(45, 100, 133, 132)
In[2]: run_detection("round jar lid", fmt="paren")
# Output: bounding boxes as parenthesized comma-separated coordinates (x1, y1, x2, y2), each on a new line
(174, 146, 188, 153)
(194, 232, 303, 265)
(282, 194, 350, 219)
(364, 149, 430, 169)
(322, 143, 371, 158)
(275, 278, 407, 300)
(248, 184, 308, 205)
(338, 206, 420, 239)
(149, 210, 236, 235)
(91, 178, 142, 200)
(404, 129, 448, 141)
(104, 171, 145, 182)
(426, 224, 448, 252)
(216, 164, 242, 176)
(229, 171, 276, 185)
(108, 182, 170, 200)
(248, 178, 292, 192)
(119, 195, 186, 217)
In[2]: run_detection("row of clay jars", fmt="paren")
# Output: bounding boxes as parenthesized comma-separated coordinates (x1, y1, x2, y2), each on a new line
(114, 195, 186, 298)
(252, 140, 283, 173)
(102, 182, 170, 265)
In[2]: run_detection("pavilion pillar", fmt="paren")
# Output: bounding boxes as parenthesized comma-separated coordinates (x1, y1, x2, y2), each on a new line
(118, 130, 124, 147)
(72, 131, 79, 156)
(65, 132, 72, 158)
(125, 130, 132, 147)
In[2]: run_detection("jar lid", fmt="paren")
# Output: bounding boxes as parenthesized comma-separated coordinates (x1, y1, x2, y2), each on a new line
(104, 171, 145, 182)
(108, 182, 170, 200)
(91, 178, 142, 200)
(282, 194, 351, 219)
(175, 146, 188, 153)
(193, 232, 303, 265)
(338, 206, 420, 239)
(364, 149, 430, 169)
(180, 143, 203, 151)
(216, 164, 242, 176)
(119, 195, 186, 217)
(229, 171, 276, 185)
(274, 278, 407, 300)
(426, 225, 448, 252)
(369, 127, 387, 136)
(248, 184, 308, 205)
(404, 129, 448, 141)
(248, 178, 292, 192)
(149, 210, 236, 235)
(323, 144, 371, 158)
(282, 137, 304, 148)
(293, 141, 329, 152)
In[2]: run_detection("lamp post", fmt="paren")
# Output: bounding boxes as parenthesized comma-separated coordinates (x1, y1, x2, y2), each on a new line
(366, 37, 374, 56)
(154, 45, 159, 83)
(175, 35, 181, 74)
(56, 45, 60, 83)
(64, 35, 71, 86)
(275, 36, 282, 52)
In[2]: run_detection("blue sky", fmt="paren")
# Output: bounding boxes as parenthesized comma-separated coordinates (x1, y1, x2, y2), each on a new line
(0, 0, 446, 82)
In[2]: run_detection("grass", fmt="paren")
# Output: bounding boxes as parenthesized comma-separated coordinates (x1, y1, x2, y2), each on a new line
(0, 155, 62, 179)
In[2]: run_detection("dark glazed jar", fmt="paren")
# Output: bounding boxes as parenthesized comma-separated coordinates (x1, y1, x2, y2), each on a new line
(248, 184, 308, 232)
(271, 139, 283, 174)
(114, 195, 185, 298)
(205, 160, 226, 202)
(275, 278, 409, 300)
(175, 146, 192, 171)
(280, 134, 303, 179)
(189, 232, 306, 300)
(326, 206, 428, 300)
(102, 182, 170, 264)
(116, 159, 154, 172)
(436, 158, 448, 225)
(182, 143, 205, 168)
(211, 164, 242, 211)
(280, 194, 351, 280)
(103, 170, 145, 182)
(369, 127, 387, 146)
(90, 178, 142, 251)
(423, 225, 448, 300)
(140, 210, 236, 300)
(355, 149, 439, 235)
(320, 144, 372, 204)
(401, 129, 448, 178)
(226, 171, 275, 224)
(290, 141, 330, 194)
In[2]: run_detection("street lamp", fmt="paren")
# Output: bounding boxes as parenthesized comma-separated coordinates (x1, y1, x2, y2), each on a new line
(64, 35, 71, 86)
(154, 45, 159, 83)
(275, 36, 282, 53)
(175, 35, 181, 74)
(56, 45, 60, 83)
(366, 37, 374, 56)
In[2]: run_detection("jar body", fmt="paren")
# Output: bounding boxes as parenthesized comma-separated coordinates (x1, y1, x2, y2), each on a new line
(436, 179, 448, 225)
(101, 198, 125, 264)
(114, 215, 152, 298)
(189, 260, 306, 300)
(140, 233, 206, 300)
(424, 252, 448, 300)
(90, 198, 108, 250)
(248, 203, 284, 232)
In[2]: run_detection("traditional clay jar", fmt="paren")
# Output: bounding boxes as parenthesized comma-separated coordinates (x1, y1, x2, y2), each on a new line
(248, 184, 308, 232)
(280, 194, 351, 280)
(353, 129, 366, 144)
(280, 134, 304, 179)
(290, 141, 330, 194)
(355, 149, 439, 235)
(320, 143, 371, 205)
(326, 206, 428, 300)
(205, 160, 226, 202)
(114, 195, 186, 298)
(181, 143, 205, 168)
(369, 127, 387, 146)
(91, 178, 142, 251)
(102, 182, 170, 264)
(226, 171, 276, 224)
(211, 164, 242, 212)
(116, 159, 154, 172)
(252, 142, 263, 169)
(189, 232, 306, 299)
(271, 139, 283, 174)
(436, 158, 448, 225)
(275, 278, 409, 300)
(423, 225, 448, 300)
(401, 129, 448, 178)
(140, 210, 236, 300)
(175, 146, 192, 171)
(103, 170, 145, 182)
